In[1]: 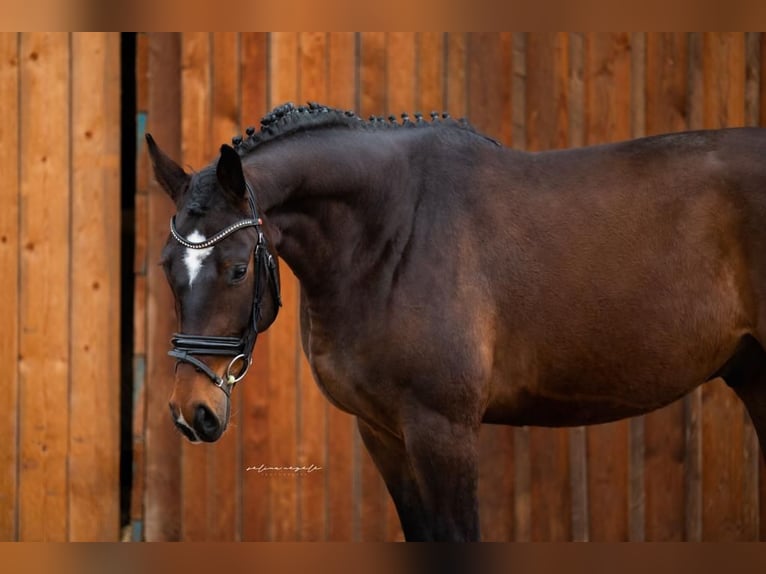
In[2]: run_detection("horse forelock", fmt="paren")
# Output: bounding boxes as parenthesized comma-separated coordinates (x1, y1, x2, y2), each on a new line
(185, 167, 218, 216)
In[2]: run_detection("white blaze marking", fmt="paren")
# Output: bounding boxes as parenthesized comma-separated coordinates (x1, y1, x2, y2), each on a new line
(184, 230, 213, 288)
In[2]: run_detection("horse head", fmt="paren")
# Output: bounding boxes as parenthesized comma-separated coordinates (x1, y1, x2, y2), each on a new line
(147, 134, 281, 443)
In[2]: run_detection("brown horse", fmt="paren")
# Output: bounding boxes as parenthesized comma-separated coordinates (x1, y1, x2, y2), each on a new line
(147, 102, 766, 541)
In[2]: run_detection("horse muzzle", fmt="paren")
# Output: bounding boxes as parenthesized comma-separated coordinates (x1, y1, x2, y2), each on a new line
(169, 362, 233, 443)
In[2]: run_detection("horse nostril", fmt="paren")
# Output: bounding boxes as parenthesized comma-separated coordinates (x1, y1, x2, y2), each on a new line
(194, 404, 222, 441)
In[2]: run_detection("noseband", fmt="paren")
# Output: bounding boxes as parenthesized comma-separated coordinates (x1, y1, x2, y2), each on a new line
(167, 183, 281, 397)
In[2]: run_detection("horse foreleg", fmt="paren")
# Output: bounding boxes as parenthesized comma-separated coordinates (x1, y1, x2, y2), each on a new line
(401, 407, 481, 541)
(357, 417, 431, 541)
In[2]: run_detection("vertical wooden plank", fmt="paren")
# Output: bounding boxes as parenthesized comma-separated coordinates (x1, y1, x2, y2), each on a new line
(629, 32, 647, 543)
(744, 32, 763, 543)
(526, 33, 570, 150)
(131, 32, 150, 541)
(511, 33, 531, 543)
(467, 32, 515, 542)
(144, 32, 182, 541)
(446, 33, 467, 116)
(642, 33, 689, 541)
(269, 31, 300, 541)
(18, 32, 70, 541)
(380, 31, 418, 542)
(525, 32, 572, 542)
(178, 32, 212, 542)
(567, 32, 590, 543)
(296, 31, 328, 541)
(324, 31, 357, 542)
(0, 32, 19, 542)
(583, 32, 632, 542)
(744, 33, 760, 127)
(209, 31, 242, 542)
(239, 32, 272, 541)
(514, 34, 536, 543)
(360, 32, 387, 113)
(69, 31, 121, 541)
(417, 32, 445, 113)
(762, 34, 766, 127)
(646, 33, 689, 135)
(356, 31, 388, 542)
(701, 32, 757, 541)
(387, 32, 416, 114)
(684, 32, 704, 542)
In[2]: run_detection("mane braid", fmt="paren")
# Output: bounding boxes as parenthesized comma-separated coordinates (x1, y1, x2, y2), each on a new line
(231, 101, 498, 155)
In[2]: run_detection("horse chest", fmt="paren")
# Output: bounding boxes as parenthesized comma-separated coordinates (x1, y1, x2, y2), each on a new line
(302, 322, 373, 417)
(302, 316, 415, 428)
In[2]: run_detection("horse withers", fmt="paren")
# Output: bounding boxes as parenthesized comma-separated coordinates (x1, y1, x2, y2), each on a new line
(148, 102, 766, 541)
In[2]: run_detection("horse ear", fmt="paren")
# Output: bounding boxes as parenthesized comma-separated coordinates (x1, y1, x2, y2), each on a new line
(146, 133, 189, 203)
(216, 144, 247, 202)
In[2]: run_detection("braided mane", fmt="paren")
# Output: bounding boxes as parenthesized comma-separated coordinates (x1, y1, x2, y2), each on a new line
(231, 101, 498, 155)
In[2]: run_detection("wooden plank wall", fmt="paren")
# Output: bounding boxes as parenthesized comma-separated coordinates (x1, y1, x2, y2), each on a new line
(133, 32, 766, 541)
(0, 32, 121, 541)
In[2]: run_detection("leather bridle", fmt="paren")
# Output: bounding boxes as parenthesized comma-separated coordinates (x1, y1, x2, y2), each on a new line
(167, 183, 281, 397)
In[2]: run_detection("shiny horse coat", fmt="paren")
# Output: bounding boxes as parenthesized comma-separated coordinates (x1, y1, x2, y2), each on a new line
(149, 103, 766, 541)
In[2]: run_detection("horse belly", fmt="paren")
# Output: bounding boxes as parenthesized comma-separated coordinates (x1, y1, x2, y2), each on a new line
(484, 361, 711, 427)
(483, 315, 748, 428)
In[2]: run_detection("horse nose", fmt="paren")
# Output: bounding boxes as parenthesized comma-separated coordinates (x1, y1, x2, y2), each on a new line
(168, 401, 201, 443)
(194, 403, 223, 442)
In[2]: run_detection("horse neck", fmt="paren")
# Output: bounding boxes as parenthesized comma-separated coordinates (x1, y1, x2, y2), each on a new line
(242, 129, 418, 301)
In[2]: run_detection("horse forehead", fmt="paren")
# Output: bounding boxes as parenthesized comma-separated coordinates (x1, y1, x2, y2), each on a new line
(183, 229, 214, 288)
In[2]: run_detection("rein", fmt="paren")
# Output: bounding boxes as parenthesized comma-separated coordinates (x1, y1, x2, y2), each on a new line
(167, 183, 281, 397)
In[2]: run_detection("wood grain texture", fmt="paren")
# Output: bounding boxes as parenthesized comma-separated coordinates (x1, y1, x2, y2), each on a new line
(0, 32, 20, 542)
(127, 31, 766, 542)
(511, 34, 531, 542)
(178, 32, 211, 542)
(525, 32, 572, 542)
(239, 31, 272, 542)
(743, 34, 764, 542)
(700, 33, 758, 541)
(69, 32, 121, 541)
(356, 31, 389, 542)
(324, 31, 357, 543)
(143, 32, 182, 541)
(297, 31, 329, 541)
(467, 32, 515, 542)
(268, 32, 300, 541)
(566, 33, 590, 544)
(381, 32, 418, 543)
(629, 33, 647, 543)
(583, 32, 633, 542)
(683, 32, 705, 543)
(417, 33, 445, 113)
(208, 31, 241, 542)
(18, 32, 70, 541)
(642, 33, 689, 542)
(130, 32, 151, 541)
(446, 33, 467, 116)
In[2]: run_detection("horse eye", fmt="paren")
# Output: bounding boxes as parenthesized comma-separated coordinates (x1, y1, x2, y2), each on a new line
(230, 264, 248, 283)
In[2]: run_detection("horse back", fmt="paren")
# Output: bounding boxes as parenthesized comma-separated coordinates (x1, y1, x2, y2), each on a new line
(448, 128, 766, 425)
